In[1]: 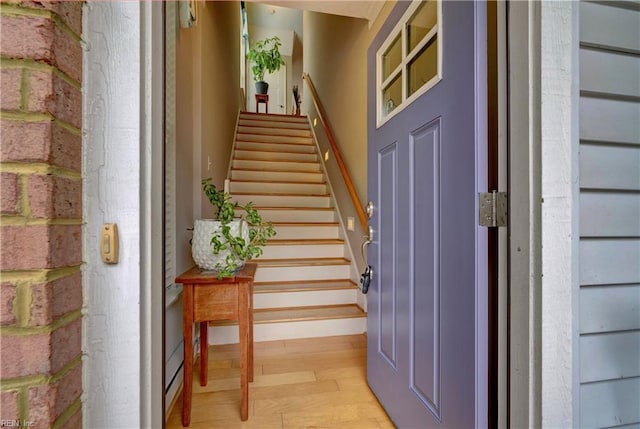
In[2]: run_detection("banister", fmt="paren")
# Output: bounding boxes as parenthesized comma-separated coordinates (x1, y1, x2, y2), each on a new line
(302, 73, 368, 232)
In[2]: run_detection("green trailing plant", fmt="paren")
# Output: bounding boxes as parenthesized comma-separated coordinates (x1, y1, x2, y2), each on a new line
(201, 178, 276, 278)
(247, 36, 285, 82)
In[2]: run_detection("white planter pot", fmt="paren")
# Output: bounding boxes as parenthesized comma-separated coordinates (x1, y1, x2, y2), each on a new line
(191, 219, 250, 271)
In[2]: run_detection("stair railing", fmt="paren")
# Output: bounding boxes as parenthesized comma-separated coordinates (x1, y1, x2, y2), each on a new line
(302, 73, 368, 232)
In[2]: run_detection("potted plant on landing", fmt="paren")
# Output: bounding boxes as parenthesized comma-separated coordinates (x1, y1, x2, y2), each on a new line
(247, 36, 285, 95)
(192, 178, 276, 279)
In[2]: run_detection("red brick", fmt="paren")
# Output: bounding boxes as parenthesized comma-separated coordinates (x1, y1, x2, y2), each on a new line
(27, 69, 54, 113)
(0, 68, 22, 110)
(30, 272, 82, 326)
(28, 363, 81, 427)
(0, 15, 81, 83)
(0, 119, 51, 162)
(0, 15, 54, 61)
(27, 383, 55, 428)
(51, 76, 81, 128)
(51, 122, 81, 172)
(0, 282, 17, 325)
(0, 225, 81, 270)
(0, 120, 81, 171)
(52, 24, 82, 83)
(1, 172, 20, 215)
(50, 318, 80, 374)
(28, 175, 81, 219)
(20, 1, 83, 36)
(27, 71, 81, 128)
(0, 333, 51, 378)
(0, 390, 20, 421)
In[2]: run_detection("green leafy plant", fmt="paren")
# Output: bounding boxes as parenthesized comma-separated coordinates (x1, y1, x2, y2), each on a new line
(247, 36, 285, 82)
(201, 178, 276, 278)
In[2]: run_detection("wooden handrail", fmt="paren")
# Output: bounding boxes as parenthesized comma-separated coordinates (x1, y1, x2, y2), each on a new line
(302, 73, 368, 232)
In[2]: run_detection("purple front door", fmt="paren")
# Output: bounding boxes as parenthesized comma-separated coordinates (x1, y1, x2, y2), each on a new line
(366, 1, 488, 427)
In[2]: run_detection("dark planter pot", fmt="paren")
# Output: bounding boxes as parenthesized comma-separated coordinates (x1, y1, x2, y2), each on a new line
(255, 81, 269, 95)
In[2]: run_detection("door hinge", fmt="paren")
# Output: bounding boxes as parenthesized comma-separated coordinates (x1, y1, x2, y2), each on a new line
(479, 191, 507, 227)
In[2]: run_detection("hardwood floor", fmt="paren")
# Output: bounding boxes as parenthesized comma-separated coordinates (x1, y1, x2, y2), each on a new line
(166, 334, 395, 429)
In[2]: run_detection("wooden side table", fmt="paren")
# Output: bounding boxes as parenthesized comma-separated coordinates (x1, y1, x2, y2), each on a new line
(255, 93, 269, 114)
(176, 263, 256, 426)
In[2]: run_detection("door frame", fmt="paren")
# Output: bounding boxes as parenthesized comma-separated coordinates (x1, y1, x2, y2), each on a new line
(82, 2, 164, 427)
(507, 1, 579, 427)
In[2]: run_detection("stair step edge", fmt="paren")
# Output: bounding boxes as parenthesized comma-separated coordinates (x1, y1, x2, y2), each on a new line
(256, 258, 351, 267)
(211, 304, 365, 326)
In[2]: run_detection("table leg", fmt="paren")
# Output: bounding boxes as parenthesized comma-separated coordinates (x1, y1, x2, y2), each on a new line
(249, 280, 254, 382)
(182, 285, 194, 427)
(200, 321, 208, 387)
(239, 281, 249, 421)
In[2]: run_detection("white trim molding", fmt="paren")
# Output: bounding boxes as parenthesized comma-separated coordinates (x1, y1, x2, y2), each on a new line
(508, 1, 579, 427)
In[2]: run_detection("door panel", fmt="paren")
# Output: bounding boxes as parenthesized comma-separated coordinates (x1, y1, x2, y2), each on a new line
(367, 2, 487, 427)
(378, 142, 399, 367)
(410, 120, 441, 418)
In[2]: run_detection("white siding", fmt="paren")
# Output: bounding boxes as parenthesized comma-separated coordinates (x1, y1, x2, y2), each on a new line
(579, 2, 640, 427)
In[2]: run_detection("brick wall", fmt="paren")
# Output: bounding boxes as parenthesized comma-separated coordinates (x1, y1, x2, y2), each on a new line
(0, 1, 83, 428)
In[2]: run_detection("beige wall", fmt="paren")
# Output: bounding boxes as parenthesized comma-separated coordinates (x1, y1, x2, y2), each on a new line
(302, 3, 395, 203)
(175, 1, 240, 271)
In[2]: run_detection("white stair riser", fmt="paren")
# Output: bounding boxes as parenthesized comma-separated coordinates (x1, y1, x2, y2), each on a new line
(253, 289, 357, 310)
(231, 181, 327, 195)
(236, 133, 313, 145)
(239, 119, 309, 130)
(208, 317, 366, 345)
(235, 140, 316, 153)
(259, 243, 345, 259)
(273, 225, 340, 239)
(242, 209, 336, 223)
(233, 159, 320, 172)
(232, 169, 324, 183)
(238, 126, 311, 138)
(234, 150, 318, 162)
(255, 264, 351, 282)
(233, 194, 331, 208)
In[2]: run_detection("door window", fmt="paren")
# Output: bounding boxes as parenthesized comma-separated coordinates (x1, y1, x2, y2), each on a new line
(377, 0, 441, 127)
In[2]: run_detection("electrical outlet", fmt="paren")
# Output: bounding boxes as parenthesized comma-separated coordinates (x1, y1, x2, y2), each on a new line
(347, 217, 355, 231)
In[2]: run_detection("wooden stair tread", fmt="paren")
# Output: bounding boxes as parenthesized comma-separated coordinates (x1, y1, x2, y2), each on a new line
(232, 167, 322, 174)
(231, 179, 326, 185)
(235, 138, 314, 146)
(235, 133, 312, 140)
(238, 129, 311, 138)
(238, 125, 310, 132)
(256, 257, 351, 267)
(236, 134, 312, 140)
(233, 157, 319, 164)
(254, 279, 357, 293)
(272, 221, 339, 226)
(211, 304, 365, 326)
(232, 192, 329, 197)
(255, 304, 365, 323)
(266, 239, 343, 245)
(240, 112, 308, 120)
(240, 206, 335, 211)
(234, 148, 316, 156)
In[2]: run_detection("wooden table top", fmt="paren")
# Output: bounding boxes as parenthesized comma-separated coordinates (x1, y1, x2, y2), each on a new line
(176, 262, 257, 284)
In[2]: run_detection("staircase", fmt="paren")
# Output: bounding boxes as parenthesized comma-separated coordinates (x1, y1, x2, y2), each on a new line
(208, 112, 366, 345)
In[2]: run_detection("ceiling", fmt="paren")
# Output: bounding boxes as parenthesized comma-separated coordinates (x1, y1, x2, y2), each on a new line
(249, 1, 386, 24)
